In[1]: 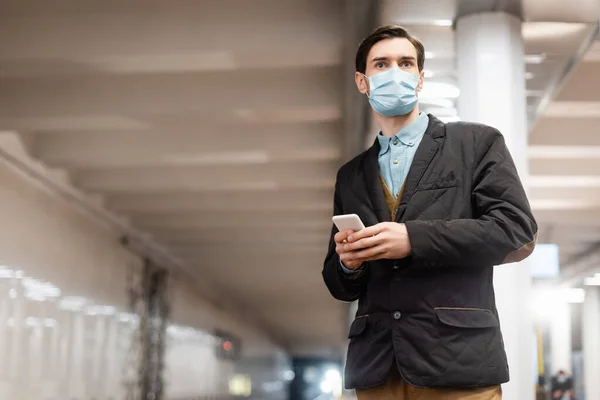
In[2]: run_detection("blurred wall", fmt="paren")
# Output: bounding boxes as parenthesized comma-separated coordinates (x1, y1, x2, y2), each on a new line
(166, 275, 292, 399)
(0, 158, 290, 399)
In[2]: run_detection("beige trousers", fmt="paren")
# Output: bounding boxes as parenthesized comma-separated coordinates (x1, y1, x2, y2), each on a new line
(356, 367, 502, 400)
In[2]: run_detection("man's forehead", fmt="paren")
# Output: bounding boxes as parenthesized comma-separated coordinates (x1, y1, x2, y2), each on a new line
(368, 37, 417, 60)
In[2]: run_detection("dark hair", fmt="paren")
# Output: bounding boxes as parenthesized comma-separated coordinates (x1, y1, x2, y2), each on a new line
(355, 25, 425, 74)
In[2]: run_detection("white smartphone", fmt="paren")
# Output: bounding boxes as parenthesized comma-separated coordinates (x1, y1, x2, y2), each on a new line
(332, 214, 366, 232)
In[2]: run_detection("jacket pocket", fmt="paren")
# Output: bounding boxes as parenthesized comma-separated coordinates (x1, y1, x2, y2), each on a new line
(348, 315, 368, 338)
(416, 178, 460, 192)
(435, 307, 499, 329)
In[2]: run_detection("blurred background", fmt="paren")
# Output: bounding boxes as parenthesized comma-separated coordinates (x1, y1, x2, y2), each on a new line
(0, 0, 599, 399)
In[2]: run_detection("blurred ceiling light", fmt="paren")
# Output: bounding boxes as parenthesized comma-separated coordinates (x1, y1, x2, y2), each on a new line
(118, 312, 139, 324)
(439, 116, 462, 123)
(425, 106, 458, 118)
(523, 22, 587, 41)
(525, 72, 534, 80)
(320, 368, 342, 395)
(282, 370, 295, 381)
(86, 305, 116, 316)
(22, 277, 61, 298)
(532, 288, 585, 319)
(419, 98, 454, 108)
(0, 267, 14, 279)
(420, 82, 460, 99)
(584, 273, 600, 286)
(529, 175, 600, 188)
(44, 318, 57, 328)
(529, 145, 600, 159)
(58, 296, 89, 312)
(530, 199, 599, 210)
(524, 53, 547, 64)
(425, 51, 436, 59)
(229, 374, 252, 396)
(433, 19, 453, 26)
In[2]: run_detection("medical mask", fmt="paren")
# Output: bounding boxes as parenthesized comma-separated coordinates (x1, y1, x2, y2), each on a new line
(365, 67, 420, 117)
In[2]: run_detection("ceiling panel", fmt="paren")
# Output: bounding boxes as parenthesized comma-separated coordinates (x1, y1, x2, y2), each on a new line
(530, 116, 600, 145)
(523, 0, 600, 24)
(523, 23, 593, 55)
(0, 0, 350, 356)
(530, 158, 600, 175)
(0, 68, 341, 119)
(555, 62, 600, 101)
(107, 189, 334, 213)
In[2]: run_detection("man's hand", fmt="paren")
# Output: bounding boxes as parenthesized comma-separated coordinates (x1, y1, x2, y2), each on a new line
(344, 222, 412, 261)
(334, 230, 370, 270)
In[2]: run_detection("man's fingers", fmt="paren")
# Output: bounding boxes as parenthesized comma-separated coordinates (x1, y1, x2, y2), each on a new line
(340, 253, 367, 269)
(336, 233, 356, 255)
(350, 244, 387, 261)
(345, 234, 384, 252)
(341, 244, 387, 265)
(334, 229, 354, 244)
(348, 223, 385, 242)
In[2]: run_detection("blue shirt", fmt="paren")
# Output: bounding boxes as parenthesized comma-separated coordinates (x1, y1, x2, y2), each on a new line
(340, 113, 429, 273)
(377, 112, 429, 199)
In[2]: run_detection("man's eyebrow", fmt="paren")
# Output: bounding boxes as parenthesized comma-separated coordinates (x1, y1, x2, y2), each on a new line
(370, 56, 390, 63)
(370, 56, 416, 63)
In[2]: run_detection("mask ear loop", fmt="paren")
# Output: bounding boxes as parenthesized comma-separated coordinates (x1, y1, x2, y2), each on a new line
(361, 73, 372, 98)
(416, 73, 424, 95)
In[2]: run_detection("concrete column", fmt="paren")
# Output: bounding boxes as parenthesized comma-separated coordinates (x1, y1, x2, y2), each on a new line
(456, 12, 533, 400)
(583, 285, 600, 399)
(549, 302, 572, 374)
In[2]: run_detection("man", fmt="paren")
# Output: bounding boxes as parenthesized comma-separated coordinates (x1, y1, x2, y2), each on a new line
(322, 25, 538, 399)
(551, 370, 575, 399)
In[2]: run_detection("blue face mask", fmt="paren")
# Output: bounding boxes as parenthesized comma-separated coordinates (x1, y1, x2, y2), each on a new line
(365, 67, 420, 117)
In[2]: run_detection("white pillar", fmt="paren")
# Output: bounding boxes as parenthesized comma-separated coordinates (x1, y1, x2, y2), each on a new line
(456, 12, 533, 400)
(549, 302, 572, 374)
(583, 286, 600, 399)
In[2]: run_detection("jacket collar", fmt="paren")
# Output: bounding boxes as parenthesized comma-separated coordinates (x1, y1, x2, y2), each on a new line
(363, 114, 446, 223)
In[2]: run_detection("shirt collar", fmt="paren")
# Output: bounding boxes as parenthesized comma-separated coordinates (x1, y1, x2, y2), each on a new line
(377, 113, 429, 155)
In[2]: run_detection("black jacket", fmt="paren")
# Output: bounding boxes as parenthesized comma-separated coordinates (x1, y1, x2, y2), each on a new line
(551, 375, 574, 393)
(322, 115, 538, 390)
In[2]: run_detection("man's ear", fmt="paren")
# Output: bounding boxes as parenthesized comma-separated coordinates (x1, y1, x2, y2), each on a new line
(355, 72, 369, 95)
(417, 70, 425, 93)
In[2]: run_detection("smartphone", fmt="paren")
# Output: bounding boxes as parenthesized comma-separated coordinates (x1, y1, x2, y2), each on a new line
(332, 214, 366, 232)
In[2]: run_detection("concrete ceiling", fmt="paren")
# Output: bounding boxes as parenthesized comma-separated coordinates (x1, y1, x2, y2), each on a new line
(0, 0, 598, 356)
(0, 0, 350, 355)
(531, 37, 600, 286)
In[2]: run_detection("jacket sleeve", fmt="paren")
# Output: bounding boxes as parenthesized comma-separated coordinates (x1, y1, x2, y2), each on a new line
(322, 177, 368, 302)
(405, 128, 538, 268)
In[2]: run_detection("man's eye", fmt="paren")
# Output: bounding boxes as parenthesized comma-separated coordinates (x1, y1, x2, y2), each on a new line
(376, 62, 385, 68)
